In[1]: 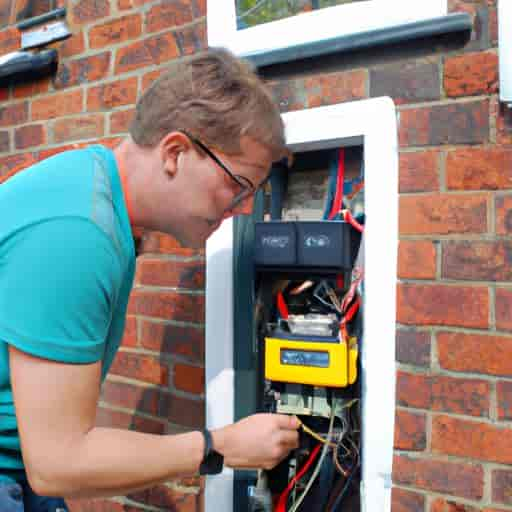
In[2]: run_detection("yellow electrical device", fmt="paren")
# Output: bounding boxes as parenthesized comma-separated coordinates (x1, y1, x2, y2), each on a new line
(265, 334, 358, 388)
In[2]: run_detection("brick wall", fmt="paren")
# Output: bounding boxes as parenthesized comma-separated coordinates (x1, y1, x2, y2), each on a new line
(0, 0, 510, 510)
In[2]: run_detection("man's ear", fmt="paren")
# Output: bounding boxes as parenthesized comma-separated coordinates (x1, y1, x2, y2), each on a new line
(160, 131, 191, 178)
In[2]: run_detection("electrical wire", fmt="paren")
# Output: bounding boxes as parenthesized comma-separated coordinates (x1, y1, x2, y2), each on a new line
(275, 444, 322, 512)
(298, 420, 337, 448)
(288, 400, 337, 512)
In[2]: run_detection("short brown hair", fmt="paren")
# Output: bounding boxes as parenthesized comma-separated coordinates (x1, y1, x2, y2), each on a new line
(130, 48, 287, 161)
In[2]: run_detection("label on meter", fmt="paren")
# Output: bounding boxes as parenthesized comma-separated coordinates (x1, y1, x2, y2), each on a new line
(281, 349, 329, 368)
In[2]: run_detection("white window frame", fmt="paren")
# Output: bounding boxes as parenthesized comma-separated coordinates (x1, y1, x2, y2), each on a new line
(207, 0, 447, 60)
(205, 96, 399, 512)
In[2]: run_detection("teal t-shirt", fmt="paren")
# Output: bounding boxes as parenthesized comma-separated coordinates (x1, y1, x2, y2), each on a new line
(0, 145, 135, 483)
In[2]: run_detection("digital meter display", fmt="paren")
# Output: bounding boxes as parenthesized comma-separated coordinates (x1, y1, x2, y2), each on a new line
(280, 349, 330, 368)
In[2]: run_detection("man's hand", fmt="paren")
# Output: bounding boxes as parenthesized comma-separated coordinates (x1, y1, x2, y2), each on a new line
(211, 413, 300, 470)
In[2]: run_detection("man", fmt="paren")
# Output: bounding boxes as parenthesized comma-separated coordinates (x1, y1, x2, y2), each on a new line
(0, 48, 299, 510)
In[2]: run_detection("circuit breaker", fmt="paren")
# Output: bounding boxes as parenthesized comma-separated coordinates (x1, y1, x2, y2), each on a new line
(247, 148, 365, 512)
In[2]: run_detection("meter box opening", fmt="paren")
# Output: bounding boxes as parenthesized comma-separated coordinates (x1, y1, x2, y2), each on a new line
(205, 98, 398, 512)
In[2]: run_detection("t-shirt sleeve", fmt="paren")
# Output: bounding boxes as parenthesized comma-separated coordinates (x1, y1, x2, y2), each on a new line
(0, 217, 122, 363)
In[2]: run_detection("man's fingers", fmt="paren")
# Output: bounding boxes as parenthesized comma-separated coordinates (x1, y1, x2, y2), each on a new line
(274, 413, 301, 430)
(278, 429, 300, 449)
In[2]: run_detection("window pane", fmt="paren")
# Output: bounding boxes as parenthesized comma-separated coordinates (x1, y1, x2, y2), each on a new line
(235, 0, 366, 30)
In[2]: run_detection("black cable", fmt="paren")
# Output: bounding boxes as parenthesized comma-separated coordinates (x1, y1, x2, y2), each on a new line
(329, 463, 359, 512)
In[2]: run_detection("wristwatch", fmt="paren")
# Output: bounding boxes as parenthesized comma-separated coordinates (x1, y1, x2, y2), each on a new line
(199, 429, 224, 475)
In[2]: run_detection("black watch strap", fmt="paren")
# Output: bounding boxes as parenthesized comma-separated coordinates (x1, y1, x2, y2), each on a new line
(199, 429, 224, 476)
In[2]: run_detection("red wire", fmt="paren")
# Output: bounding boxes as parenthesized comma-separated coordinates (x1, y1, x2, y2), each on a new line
(328, 148, 345, 220)
(342, 210, 364, 233)
(275, 444, 322, 512)
(277, 291, 289, 320)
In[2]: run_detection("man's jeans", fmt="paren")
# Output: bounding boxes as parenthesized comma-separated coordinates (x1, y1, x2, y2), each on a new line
(0, 480, 68, 512)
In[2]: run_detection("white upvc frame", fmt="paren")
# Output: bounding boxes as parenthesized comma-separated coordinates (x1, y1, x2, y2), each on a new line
(205, 96, 398, 512)
(207, 0, 447, 60)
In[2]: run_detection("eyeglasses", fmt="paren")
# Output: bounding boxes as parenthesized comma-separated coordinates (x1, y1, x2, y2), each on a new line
(179, 130, 263, 210)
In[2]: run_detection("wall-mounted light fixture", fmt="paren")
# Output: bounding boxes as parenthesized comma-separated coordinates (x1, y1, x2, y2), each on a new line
(499, 0, 512, 107)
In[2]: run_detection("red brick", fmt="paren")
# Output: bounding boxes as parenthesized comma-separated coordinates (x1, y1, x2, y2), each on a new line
(115, 33, 179, 74)
(269, 79, 306, 113)
(391, 488, 425, 512)
(496, 288, 512, 331)
(398, 240, 436, 280)
(12, 78, 50, 99)
(139, 320, 204, 363)
(492, 469, 512, 505)
(128, 289, 205, 323)
(0, 131, 8, 152)
(489, 7, 497, 45)
(496, 195, 512, 235)
(87, 77, 137, 111)
(397, 284, 488, 328)
(135, 257, 205, 289)
(89, 14, 142, 49)
(160, 392, 204, 428)
(0, 27, 20, 57)
(446, 148, 512, 190)
(95, 406, 165, 434)
(438, 331, 512, 376)
(14, 124, 46, 150)
(32, 90, 83, 121)
(173, 363, 204, 395)
(431, 498, 479, 512)
(497, 381, 512, 421)
(121, 315, 137, 348)
(139, 230, 204, 256)
(0, 152, 37, 175)
(53, 114, 105, 143)
(101, 379, 160, 416)
(396, 329, 431, 367)
(146, 1, 194, 33)
(442, 241, 512, 281)
(109, 351, 169, 386)
(192, 0, 206, 16)
(394, 409, 427, 451)
(173, 21, 207, 56)
(58, 32, 85, 58)
(0, 102, 28, 127)
(399, 101, 489, 147)
(444, 51, 498, 97)
(397, 370, 490, 417)
(393, 454, 484, 499)
(371, 61, 440, 105)
(304, 70, 367, 109)
(141, 68, 164, 93)
(399, 193, 487, 235)
(127, 484, 199, 511)
(71, 0, 110, 24)
(0, 0, 10, 27)
(110, 108, 135, 134)
(54, 52, 111, 89)
(432, 414, 512, 464)
(399, 150, 439, 193)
